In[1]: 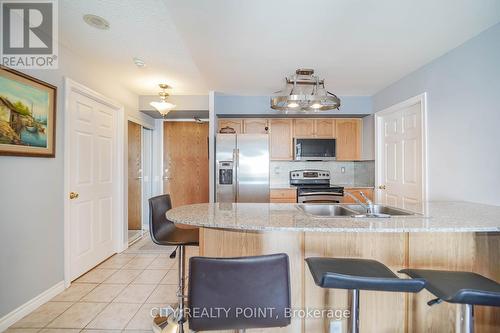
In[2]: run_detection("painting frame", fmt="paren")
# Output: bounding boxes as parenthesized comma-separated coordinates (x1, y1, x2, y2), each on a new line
(0, 66, 57, 157)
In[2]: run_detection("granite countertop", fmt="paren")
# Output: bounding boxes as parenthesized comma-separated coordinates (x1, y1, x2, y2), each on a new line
(166, 202, 500, 233)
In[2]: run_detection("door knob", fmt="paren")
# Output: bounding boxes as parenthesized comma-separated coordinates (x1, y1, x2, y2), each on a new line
(378, 185, 386, 190)
(69, 192, 79, 199)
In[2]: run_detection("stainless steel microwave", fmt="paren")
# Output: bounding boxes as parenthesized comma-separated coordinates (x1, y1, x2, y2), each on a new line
(294, 138, 336, 161)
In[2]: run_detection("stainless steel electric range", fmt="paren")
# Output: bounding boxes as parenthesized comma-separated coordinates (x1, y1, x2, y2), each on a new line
(290, 170, 344, 203)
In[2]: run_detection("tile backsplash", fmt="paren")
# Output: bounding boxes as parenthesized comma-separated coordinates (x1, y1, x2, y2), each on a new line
(270, 160, 375, 187)
(354, 160, 375, 187)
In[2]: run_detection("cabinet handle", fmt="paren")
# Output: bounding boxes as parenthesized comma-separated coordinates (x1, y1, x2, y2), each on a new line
(69, 192, 79, 200)
(378, 185, 386, 190)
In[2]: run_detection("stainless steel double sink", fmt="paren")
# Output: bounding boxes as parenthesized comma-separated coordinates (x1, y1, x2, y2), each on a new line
(297, 204, 416, 218)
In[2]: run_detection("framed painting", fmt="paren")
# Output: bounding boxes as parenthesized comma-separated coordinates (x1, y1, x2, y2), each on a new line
(0, 66, 57, 157)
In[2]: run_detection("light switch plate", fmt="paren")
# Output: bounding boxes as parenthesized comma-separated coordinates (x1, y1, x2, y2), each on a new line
(329, 320, 342, 333)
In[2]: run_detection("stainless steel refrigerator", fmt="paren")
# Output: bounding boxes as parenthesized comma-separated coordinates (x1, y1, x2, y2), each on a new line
(216, 134, 270, 202)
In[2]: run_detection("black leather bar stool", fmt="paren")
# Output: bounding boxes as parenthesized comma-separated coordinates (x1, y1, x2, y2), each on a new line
(399, 268, 500, 333)
(149, 194, 199, 333)
(306, 257, 425, 333)
(188, 253, 291, 332)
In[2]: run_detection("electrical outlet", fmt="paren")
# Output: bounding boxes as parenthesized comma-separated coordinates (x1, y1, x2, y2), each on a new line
(329, 320, 342, 333)
(341, 167, 345, 173)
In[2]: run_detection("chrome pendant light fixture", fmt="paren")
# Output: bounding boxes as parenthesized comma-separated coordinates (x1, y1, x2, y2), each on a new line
(150, 84, 176, 117)
(271, 69, 341, 112)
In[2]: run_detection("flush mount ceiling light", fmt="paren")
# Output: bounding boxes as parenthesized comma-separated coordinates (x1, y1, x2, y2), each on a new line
(83, 14, 110, 30)
(150, 84, 176, 117)
(271, 69, 341, 112)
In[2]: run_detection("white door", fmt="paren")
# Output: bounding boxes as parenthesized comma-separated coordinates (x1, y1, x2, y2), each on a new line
(68, 90, 117, 280)
(376, 99, 425, 213)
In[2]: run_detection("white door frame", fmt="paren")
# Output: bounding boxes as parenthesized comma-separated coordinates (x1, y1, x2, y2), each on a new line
(152, 119, 165, 195)
(208, 91, 216, 203)
(63, 78, 125, 287)
(374, 93, 429, 205)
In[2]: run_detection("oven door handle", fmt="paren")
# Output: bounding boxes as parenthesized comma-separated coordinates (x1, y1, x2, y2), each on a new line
(300, 191, 343, 196)
(298, 194, 342, 203)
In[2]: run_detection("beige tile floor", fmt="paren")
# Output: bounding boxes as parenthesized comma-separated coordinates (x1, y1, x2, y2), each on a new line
(8, 235, 199, 333)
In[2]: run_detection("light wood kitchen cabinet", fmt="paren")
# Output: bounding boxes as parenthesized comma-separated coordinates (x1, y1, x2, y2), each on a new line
(218, 119, 242, 133)
(293, 119, 315, 138)
(336, 119, 361, 160)
(341, 187, 374, 203)
(243, 119, 268, 134)
(269, 119, 293, 160)
(217, 117, 362, 161)
(270, 188, 297, 203)
(315, 119, 336, 138)
(293, 119, 336, 138)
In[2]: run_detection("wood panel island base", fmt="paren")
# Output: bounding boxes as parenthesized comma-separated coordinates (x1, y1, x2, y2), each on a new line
(166, 203, 500, 333)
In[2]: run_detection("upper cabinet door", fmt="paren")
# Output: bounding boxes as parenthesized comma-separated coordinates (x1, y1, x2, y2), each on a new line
(243, 119, 269, 134)
(218, 119, 242, 133)
(270, 119, 293, 160)
(293, 119, 315, 138)
(336, 119, 361, 160)
(314, 119, 336, 138)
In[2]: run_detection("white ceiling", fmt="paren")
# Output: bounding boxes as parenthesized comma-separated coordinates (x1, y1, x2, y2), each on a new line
(59, 0, 207, 95)
(60, 0, 500, 96)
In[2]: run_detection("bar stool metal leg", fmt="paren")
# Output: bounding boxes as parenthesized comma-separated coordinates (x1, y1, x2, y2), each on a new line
(348, 289, 360, 333)
(456, 304, 474, 333)
(178, 245, 186, 333)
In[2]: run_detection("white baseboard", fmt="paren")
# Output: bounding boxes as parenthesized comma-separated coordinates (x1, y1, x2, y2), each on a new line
(0, 281, 65, 332)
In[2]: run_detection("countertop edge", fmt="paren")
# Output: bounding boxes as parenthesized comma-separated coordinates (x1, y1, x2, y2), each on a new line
(165, 202, 500, 233)
(166, 223, 500, 233)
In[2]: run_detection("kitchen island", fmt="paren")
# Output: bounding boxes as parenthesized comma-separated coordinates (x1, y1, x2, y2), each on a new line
(167, 202, 500, 332)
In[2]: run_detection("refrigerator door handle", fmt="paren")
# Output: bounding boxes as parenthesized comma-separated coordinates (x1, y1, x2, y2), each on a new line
(233, 148, 239, 202)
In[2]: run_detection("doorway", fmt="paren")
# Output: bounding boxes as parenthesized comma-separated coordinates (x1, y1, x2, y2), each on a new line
(163, 121, 209, 206)
(127, 121, 154, 243)
(128, 121, 142, 243)
(375, 93, 427, 213)
(142, 127, 153, 229)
